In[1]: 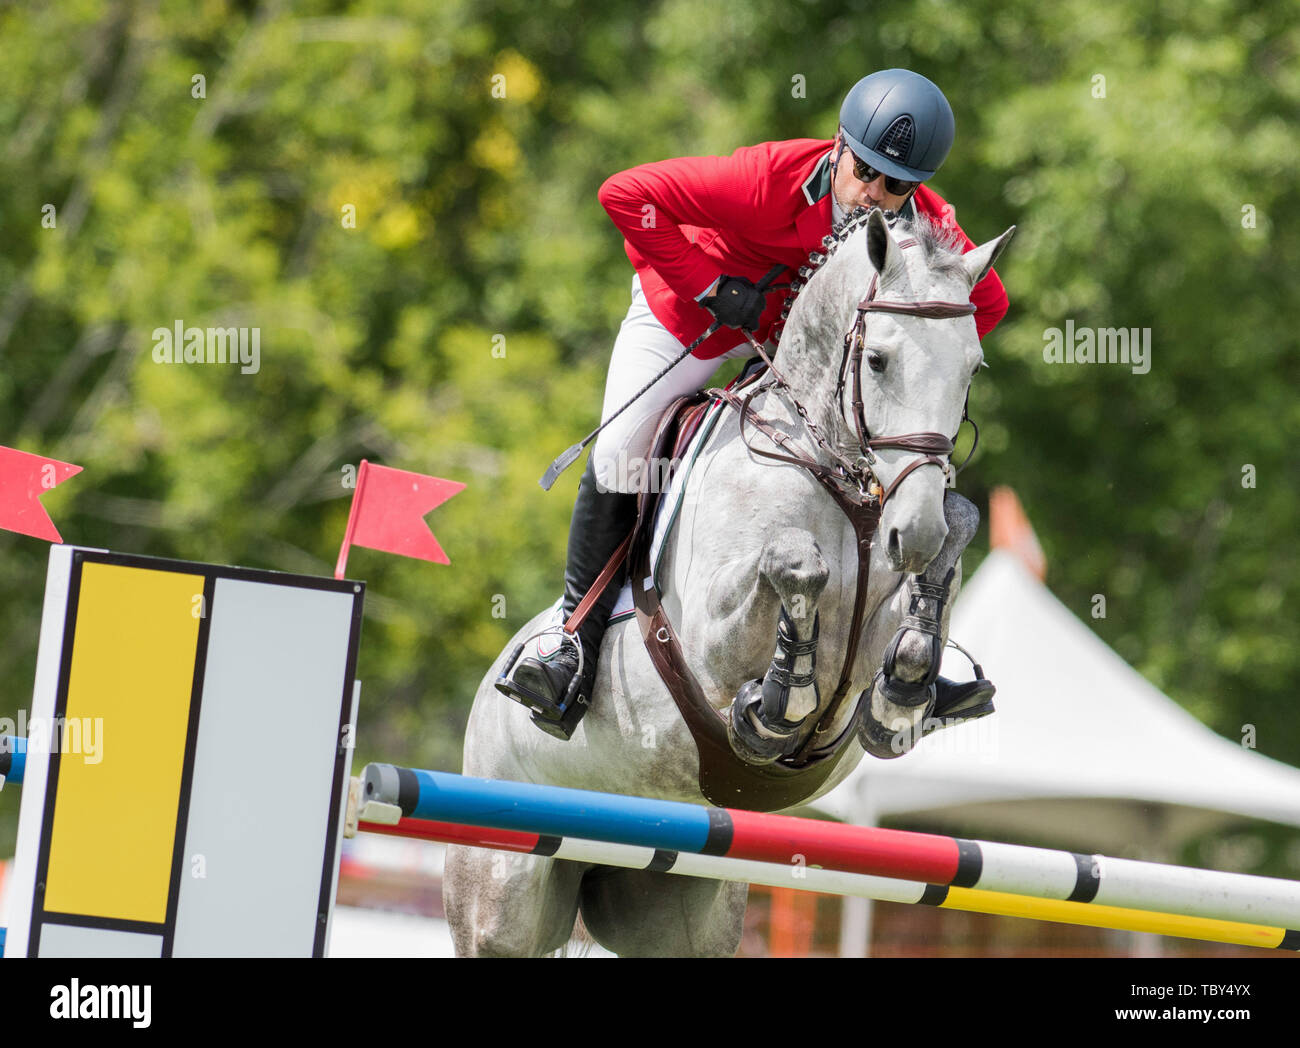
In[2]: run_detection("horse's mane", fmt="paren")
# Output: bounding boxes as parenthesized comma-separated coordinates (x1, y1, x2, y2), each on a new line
(775, 207, 966, 342)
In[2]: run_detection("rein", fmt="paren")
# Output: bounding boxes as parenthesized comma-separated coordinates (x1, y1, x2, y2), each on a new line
(707, 269, 979, 760)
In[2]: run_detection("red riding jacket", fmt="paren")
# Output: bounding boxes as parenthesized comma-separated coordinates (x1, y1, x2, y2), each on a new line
(598, 138, 1009, 360)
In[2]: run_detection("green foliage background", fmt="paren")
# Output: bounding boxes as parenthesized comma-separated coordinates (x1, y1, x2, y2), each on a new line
(0, 1, 1296, 869)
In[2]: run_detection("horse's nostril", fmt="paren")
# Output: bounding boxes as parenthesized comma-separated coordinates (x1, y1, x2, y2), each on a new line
(888, 528, 902, 563)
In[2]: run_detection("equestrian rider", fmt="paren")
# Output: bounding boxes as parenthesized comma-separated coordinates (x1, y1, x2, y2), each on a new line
(497, 69, 1009, 740)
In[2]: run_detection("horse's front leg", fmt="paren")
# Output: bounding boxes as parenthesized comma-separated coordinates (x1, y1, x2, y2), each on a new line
(716, 526, 829, 765)
(858, 490, 991, 759)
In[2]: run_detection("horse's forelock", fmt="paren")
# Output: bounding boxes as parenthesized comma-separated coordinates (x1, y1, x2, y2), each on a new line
(825, 210, 967, 288)
(901, 213, 968, 278)
(780, 210, 970, 354)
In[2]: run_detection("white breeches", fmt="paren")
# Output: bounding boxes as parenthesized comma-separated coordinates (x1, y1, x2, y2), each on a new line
(592, 276, 754, 494)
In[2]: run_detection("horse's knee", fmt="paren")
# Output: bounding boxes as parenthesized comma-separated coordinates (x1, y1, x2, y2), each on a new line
(445, 847, 577, 958)
(451, 893, 573, 958)
(923, 490, 978, 577)
(942, 489, 980, 550)
(463, 921, 534, 958)
(759, 528, 828, 615)
(449, 902, 533, 957)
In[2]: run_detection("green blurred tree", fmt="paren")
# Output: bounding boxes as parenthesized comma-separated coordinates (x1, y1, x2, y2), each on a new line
(0, 0, 1295, 874)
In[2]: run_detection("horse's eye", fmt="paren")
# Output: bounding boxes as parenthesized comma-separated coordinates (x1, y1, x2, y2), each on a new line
(867, 352, 885, 373)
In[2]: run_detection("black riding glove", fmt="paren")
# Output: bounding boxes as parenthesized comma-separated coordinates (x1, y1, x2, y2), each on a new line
(702, 275, 766, 330)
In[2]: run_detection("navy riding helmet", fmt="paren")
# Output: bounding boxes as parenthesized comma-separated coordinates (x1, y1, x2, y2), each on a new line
(839, 69, 955, 183)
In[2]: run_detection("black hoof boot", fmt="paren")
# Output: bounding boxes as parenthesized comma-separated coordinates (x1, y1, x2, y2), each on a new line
(727, 679, 797, 765)
(860, 491, 997, 753)
(726, 609, 819, 764)
(856, 672, 935, 760)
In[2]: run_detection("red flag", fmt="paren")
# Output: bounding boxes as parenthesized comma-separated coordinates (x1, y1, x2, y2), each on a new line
(0, 446, 82, 543)
(335, 460, 465, 578)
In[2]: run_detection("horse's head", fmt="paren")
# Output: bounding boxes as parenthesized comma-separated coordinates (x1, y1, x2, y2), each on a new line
(784, 208, 1014, 575)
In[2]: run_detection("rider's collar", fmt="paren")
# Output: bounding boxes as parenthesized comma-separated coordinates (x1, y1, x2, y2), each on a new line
(802, 150, 834, 206)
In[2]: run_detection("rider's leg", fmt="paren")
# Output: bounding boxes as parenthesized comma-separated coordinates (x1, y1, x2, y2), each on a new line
(496, 277, 727, 739)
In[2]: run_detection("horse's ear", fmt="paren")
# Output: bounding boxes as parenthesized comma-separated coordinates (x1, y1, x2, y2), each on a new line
(959, 225, 1016, 289)
(865, 208, 905, 282)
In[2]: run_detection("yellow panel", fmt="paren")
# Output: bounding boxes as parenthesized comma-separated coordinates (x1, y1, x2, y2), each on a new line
(44, 561, 205, 923)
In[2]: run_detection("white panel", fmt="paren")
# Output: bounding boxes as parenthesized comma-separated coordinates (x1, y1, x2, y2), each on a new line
(37, 923, 163, 958)
(321, 678, 360, 958)
(6, 544, 74, 957)
(172, 578, 356, 957)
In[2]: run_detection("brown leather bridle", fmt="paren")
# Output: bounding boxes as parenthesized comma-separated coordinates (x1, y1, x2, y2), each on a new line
(701, 266, 982, 761)
(834, 269, 978, 503)
(723, 268, 978, 510)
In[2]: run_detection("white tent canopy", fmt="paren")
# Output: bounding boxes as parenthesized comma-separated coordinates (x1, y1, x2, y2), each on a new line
(812, 550, 1300, 858)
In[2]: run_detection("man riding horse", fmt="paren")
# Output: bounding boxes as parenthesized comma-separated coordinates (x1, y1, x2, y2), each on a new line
(497, 68, 1007, 740)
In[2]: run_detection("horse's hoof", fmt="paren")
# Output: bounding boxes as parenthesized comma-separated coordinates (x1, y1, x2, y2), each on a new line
(727, 680, 798, 766)
(857, 715, 912, 760)
(856, 673, 934, 760)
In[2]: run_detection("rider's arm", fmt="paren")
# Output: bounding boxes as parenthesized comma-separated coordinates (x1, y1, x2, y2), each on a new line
(598, 144, 786, 304)
(914, 186, 1010, 338)
(970, 265, 1009, 339)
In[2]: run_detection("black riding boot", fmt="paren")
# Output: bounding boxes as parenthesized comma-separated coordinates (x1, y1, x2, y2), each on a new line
(495, 455, 639, 740)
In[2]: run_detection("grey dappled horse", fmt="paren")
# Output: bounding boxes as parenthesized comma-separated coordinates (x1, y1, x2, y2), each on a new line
(445, 209, 1014, 956)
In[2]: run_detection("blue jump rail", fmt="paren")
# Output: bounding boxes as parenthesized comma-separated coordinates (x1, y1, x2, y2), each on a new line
(0, 736, 25, 787)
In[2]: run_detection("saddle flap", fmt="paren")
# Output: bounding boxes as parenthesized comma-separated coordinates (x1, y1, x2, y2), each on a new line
(628, 391, 711, 575)
(628, 359, 771, 577)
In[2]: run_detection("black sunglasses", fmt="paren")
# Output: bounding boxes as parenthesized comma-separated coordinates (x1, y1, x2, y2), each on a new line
(850, 153, 919, 197)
